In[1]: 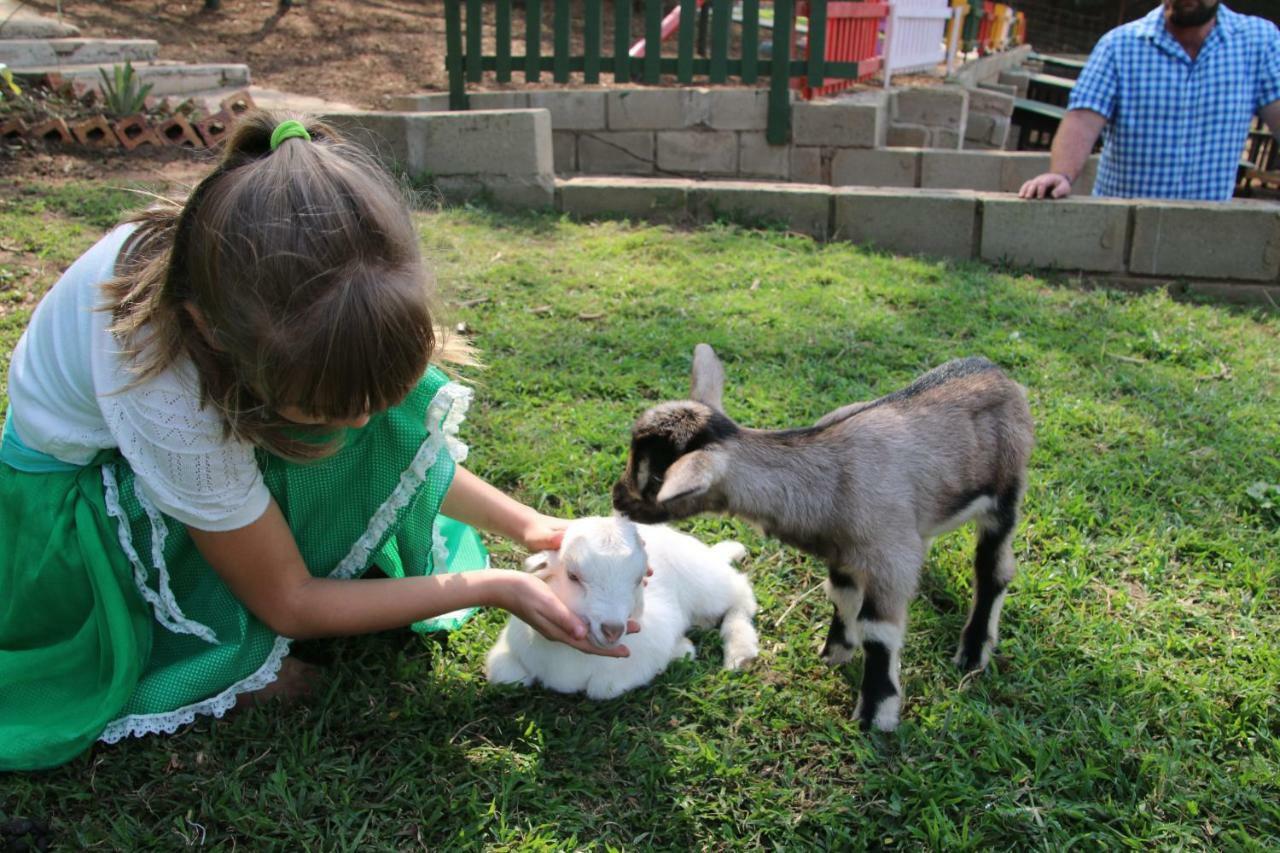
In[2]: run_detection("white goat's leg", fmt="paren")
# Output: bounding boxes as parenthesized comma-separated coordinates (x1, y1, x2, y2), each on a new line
(820, 567, 863, 666)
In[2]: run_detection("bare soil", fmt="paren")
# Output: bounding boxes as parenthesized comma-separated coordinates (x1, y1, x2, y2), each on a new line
(17, 0, 457, 109)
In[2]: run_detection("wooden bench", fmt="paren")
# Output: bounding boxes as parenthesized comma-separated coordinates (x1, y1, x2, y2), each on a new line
(1025, 73, 1076, 109)
(1029, 53, 1087, 80)
(1012, 98, 1065, 151)
(1237, 125, 1279, 196)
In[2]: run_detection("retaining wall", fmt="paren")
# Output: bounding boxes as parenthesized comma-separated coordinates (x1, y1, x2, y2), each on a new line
(554, 177, 1280, 305)
(385, 86, 1087, 190)
(320, 108, 1278, 306)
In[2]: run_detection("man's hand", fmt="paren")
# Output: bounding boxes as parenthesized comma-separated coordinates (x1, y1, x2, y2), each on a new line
(1019, 172, 1073, 199)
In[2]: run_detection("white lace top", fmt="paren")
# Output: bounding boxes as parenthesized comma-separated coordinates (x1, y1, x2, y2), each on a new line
(7, 225, 270, 531)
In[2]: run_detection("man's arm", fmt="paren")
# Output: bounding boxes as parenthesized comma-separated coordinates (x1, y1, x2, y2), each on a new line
(1018, 109, 1108, 200)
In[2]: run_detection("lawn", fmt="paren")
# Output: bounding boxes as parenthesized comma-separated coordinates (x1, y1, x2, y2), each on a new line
(1, 181, 1278, 850)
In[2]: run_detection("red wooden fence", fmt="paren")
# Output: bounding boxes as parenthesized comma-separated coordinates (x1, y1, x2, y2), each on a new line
(793, 2, 889, 100)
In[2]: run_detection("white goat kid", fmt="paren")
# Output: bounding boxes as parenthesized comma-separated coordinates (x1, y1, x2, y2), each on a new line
(485, 516, 759, 700)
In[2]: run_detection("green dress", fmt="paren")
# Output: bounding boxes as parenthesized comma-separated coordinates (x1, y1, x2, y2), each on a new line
(0, 366, 486, 771)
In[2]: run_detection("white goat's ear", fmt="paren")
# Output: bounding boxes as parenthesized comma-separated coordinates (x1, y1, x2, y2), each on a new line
(524, 548, 555, 581)
(690, 344, 725, 412)
(656, 450, 717, 504)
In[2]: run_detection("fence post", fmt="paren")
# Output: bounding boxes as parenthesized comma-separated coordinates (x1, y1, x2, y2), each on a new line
(806, 0, 828, 91)
(882, 2, 896, 90)
(445, 0, 468, 110)
(767, 0, 794, 145)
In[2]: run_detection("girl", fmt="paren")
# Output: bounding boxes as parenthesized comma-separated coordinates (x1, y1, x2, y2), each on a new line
(0, 112, 628, 771)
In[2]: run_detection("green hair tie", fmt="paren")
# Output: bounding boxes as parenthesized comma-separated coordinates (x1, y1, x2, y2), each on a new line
(270, 120, 312, 151)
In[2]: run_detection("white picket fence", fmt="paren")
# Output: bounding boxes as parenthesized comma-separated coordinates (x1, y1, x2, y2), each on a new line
(882, 0, 964, 88)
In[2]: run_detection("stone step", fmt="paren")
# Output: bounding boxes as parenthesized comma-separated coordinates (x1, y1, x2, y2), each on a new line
(14, 61, 250, 96)
(0, 38, 159, 69)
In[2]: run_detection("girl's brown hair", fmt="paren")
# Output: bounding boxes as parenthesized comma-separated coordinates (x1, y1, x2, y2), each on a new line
(106, 111, 458, 460)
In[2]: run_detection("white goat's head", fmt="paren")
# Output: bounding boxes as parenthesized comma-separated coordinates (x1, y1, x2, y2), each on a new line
(526, 516, 649, 648)
(612, 344, 738, 523)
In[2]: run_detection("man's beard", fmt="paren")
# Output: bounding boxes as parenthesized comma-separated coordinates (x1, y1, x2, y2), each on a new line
(1169, 0, 1219, 28)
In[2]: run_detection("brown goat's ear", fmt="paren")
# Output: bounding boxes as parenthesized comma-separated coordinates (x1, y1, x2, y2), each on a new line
(656, 450, 716, 504)
(690, 344, 725, 412)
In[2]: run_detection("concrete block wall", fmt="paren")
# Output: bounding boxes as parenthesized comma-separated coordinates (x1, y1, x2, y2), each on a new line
(552, 176, 1280, 304)
(389, 87, 888, 184)
(321, 109, 556, 209)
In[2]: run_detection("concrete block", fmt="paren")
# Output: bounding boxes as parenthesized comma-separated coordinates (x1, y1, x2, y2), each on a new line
(691, 181, 832, 239)
(112, 114, 160, 150)
(552, 131, 577, 174)
(996, 152, 1052, 192)
(834, 188, 978, 258)
(978, 81, 1018, 97)
(322, 109, 553, 181)
(935, 129, 963, 150)
(887, 124, 929, 147)
(0, 37, 156, 67)
(195, 110, 232, 148)
(386, 93, 451, 112)
(793, 91, 887, 147)
(893, 85, 969, 131)
(962, 113, 1002, 145)
(656, 130, 737, 175)
(831, 148, 920, 188)
(157, 114, 204, 148)
(790, 147, 823, 183)
(29, 117, 72, 145)
(578, 131, 654, 175)
(1, 117, 27, 143)
(989, 116, 1011, 149)
(435, 175, 555, 210)
(949, 44, 1032, 87)
(1129, 202, 1280, 282)
(981, 197, 1131, 272)
(966, 87, 1015, 118)
(529, 90, 605, 130)
(71, 115, 118, 148)
(469, 91, 532, 111)
(997, 70, 1031, 98)
(608, 88, 709, 130)
(220, 89, 256, 117)
(557, 176, 693, 223)
(707, 88, 769, 130)
(921, 150, 1003, 189)
(738, 132, 789, 180)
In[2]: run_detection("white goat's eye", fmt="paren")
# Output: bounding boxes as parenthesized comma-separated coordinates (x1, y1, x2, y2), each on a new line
(568, 572, 582, 584)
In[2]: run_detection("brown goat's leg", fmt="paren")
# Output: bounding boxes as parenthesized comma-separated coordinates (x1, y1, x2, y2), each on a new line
(820, 567, 862, 666)
(955, 484, 1022, 672)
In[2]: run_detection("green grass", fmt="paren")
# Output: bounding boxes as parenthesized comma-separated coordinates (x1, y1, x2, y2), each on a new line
(2, 184, 1278, 850)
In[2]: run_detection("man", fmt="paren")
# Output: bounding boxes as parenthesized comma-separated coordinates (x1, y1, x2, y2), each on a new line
(1019, 0, 1280, 201)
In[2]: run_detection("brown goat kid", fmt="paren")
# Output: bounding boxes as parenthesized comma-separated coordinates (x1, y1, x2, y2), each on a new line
(612, 345, 1034, 731)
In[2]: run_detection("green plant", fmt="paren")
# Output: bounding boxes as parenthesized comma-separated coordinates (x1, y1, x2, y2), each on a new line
(98, 61, 153, 118)
(0, 63, 20, 99)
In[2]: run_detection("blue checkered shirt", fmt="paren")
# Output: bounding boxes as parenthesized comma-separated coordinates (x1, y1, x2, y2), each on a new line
(1068, 4, 1280, 200)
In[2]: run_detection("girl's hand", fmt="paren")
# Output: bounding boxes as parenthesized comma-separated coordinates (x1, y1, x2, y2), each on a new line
(519, 512, 569, 552)
(501, 573, 636, 658)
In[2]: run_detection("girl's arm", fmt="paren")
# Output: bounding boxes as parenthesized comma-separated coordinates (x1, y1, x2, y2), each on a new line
(441, 466, 568, 551)
(186, 499, 626, 655)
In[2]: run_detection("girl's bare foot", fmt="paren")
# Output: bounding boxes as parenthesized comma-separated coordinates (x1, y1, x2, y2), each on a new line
(231, 656, 322, 712)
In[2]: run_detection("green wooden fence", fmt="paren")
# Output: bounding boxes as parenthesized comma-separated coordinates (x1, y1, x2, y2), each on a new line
(444, 0, 880, 144)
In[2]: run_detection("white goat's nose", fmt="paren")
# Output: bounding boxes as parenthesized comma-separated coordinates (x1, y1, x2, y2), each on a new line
(600, 622, 625, 644)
